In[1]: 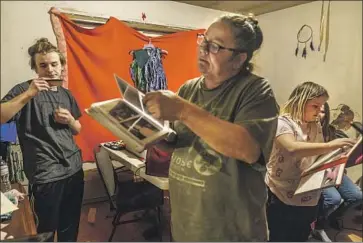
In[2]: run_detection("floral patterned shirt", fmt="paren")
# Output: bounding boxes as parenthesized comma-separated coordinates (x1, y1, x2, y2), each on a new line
(265, 115, 324, 206)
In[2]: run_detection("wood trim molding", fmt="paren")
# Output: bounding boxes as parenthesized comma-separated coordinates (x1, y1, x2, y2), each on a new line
(61, 11, 195, 34)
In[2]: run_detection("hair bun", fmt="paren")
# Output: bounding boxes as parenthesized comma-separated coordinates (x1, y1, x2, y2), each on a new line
(247, 13, 259, 27)
(28, 38, 54, 56)
(246, 14, 262, 51)
(37, 38, 50, 44)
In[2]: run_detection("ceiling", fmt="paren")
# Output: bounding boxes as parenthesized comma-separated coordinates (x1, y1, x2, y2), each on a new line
(175, 1, 315, 16)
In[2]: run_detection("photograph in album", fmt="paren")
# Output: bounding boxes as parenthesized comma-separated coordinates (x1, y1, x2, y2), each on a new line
(294, 136, 362, 195)
(294, 163, 346, 195)
(304, 136, 362, 174)
(85, 74, 174, 154)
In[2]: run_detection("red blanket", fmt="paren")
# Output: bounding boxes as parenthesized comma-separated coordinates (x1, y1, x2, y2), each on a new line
(49, 8, 203, 161)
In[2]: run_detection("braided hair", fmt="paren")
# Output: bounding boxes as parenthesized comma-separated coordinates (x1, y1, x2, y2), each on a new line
(217, 13, 263, 73)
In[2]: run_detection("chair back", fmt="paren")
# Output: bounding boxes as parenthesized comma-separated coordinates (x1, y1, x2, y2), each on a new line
(94, 145, 117, 209)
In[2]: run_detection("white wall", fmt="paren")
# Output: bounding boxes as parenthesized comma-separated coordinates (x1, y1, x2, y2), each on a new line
(1, 1, 228, 97)
(255, 1, 362, 115)
(254, 1, 362, 181)
(4, 1, 360, 110)
(2, 1, 361, 180)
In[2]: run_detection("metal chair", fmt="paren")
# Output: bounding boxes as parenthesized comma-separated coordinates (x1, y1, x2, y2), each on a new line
(94, 145, 164, 241)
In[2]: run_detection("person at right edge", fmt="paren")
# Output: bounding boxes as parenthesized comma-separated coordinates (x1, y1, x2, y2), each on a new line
(143, 14, 279, 241)
(311, 102, 362, 242)
(265, 82, 356, 242)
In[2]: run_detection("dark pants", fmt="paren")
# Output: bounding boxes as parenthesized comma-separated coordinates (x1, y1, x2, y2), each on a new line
(29, 170, 84, 242)
(266, 189, 318, 242)
(314, 195, 326, 229)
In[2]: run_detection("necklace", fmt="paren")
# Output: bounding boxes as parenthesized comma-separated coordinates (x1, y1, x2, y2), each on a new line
(307, 124, 311, 141)
(301, 122, 312, 141)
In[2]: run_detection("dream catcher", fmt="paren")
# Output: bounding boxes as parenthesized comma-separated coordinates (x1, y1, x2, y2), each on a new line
(295, 24, 315, 59)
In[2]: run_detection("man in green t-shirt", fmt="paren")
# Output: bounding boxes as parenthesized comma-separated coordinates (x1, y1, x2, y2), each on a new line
(144, 14, 279, 241)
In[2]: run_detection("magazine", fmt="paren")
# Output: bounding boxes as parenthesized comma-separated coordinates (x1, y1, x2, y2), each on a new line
(85, 74, 175, 154)
(294, 136, 362, 195)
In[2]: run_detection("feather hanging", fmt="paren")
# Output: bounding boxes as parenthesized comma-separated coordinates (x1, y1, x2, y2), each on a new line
(310, 41, 315, 51)
(323, 0, 331, 62)
(318, 0, 325, 51)
(295, 46, 299, 56)
(302, 46, 307, 58)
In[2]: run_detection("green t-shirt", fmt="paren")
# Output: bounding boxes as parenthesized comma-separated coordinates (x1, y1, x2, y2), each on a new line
(169, 72, 279, 241)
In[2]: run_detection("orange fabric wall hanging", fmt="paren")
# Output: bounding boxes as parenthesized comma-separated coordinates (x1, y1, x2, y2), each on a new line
(49, 8, 204, 161)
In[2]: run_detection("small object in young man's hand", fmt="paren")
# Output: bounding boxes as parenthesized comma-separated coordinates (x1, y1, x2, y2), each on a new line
(45, 78, 63, 87)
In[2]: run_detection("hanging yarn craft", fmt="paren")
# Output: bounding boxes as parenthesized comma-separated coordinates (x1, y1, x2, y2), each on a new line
(295, 24, 315, 59)
(318, 0, 331, 62)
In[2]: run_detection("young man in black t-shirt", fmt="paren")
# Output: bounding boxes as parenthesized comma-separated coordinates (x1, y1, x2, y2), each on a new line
(0, 38, 84, 242)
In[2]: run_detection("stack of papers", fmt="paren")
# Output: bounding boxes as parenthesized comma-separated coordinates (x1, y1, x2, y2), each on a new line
(0, 192, 18, 215)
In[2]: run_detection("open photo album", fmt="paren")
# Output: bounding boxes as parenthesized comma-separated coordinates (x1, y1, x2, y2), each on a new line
(85, 74, 175, 154)
(294, 136, 362, 195)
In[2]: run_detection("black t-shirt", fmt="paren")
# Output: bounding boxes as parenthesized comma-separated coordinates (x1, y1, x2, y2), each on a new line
(1, 80, 83, 184)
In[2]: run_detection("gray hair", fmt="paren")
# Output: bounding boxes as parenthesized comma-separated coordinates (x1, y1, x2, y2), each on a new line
(217, 13, 263, 73)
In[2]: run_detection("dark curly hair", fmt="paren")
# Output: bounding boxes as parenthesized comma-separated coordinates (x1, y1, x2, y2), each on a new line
(331, 104, 354, 130)
(28, 38, 66, 70)
(321, 102, 336, 142)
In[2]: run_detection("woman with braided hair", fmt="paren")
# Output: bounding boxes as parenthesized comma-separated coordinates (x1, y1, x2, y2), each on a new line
(143, 14, 279, 241)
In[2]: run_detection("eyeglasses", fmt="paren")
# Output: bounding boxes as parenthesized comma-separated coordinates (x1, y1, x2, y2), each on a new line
(196, 33, 243, 54)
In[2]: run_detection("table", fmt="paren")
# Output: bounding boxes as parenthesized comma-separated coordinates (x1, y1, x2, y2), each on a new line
(101, 145, 173, 240)
(101, 144, 169, 190)
(1, 183, 37, 240)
